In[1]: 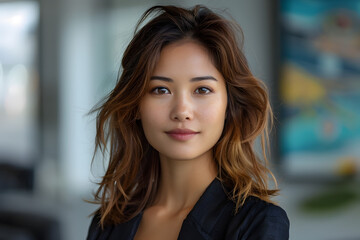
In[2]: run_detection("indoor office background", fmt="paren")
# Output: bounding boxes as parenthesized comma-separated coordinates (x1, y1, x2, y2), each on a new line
(0, 0, 359, 239)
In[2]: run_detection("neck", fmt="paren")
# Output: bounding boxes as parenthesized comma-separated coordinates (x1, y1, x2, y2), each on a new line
(154, 150, 217, 212)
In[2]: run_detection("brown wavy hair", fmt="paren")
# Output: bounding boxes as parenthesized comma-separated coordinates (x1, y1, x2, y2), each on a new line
(90, 5, 278, 226)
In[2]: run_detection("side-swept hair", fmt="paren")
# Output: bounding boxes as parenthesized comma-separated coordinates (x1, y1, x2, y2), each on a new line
(91, 5, 278, 226)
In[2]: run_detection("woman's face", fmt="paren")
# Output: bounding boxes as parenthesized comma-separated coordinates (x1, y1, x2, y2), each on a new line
(139, 40, 228, 161)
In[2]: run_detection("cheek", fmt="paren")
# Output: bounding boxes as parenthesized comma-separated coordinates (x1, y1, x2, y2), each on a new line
(139, 101, 165, 131)
(198, 97, 227, 126)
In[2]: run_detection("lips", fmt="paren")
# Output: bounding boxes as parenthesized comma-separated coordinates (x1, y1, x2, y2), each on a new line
(165, 128, 199, 141)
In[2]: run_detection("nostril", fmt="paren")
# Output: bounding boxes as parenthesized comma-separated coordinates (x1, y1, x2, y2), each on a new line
(171, 113, 192, 121)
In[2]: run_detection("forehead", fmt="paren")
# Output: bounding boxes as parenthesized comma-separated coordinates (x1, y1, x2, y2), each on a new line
(152, 40, 221, 79)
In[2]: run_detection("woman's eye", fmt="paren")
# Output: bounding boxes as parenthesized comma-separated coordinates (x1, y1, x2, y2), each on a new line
(151, 87, 170, 95)
(195, 87, 212, 94)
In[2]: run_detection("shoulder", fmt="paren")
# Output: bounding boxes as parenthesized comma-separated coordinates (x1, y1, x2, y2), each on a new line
(186, 179, 289, 240)
(86, 212, 113, 240)
(86, 211, 143, 240)
(87, 213, 101, 240)
(241, 197, 289, 222)
(226, 197, 289, 240)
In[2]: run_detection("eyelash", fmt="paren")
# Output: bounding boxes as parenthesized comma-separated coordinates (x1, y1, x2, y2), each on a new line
(151, 87, 170, 95)
(150, 86, 213, 95)
(195, 87, 213, 94)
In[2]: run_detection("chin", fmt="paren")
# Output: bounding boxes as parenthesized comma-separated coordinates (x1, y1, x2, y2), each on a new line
(158, 148, 212, 162)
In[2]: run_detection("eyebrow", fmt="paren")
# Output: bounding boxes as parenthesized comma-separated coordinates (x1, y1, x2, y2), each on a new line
(150, 75, 218, 82)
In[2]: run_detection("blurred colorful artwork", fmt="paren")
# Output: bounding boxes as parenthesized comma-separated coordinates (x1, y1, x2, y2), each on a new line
(279, 0, 360, 178)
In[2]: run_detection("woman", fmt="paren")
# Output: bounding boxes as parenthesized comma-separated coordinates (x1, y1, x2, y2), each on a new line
(87, 5, 289, 240)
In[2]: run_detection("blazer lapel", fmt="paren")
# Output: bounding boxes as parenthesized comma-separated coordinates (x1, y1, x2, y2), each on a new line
(177, 178, 233, 240)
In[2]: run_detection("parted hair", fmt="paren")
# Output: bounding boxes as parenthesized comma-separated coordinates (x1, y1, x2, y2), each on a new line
(91, 5, 278, 226)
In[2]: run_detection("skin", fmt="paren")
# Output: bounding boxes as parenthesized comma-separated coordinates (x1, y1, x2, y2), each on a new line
(135, 40, 228, 240)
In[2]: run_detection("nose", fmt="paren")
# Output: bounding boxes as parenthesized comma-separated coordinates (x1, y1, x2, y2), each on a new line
(170, 94, 193, 121)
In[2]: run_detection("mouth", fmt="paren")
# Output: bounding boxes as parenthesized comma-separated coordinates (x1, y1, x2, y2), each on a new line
(165, 128, 199, 141)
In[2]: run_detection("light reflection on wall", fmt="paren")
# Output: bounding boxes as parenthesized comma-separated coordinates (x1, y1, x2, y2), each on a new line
(0, 63, 3, 106)
(0, 1, 39, 165)
(4, 64, 29, 116)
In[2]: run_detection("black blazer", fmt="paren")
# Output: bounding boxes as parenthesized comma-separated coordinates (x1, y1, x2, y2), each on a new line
(87, 178, 289, 240)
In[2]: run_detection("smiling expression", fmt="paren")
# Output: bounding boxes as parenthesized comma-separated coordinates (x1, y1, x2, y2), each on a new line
(139, 40, 228, 161)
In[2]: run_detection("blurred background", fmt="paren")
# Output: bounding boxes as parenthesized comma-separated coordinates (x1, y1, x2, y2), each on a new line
(0, 0, 359, 239)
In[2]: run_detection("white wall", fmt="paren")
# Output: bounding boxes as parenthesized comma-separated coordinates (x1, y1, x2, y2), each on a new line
(57, 0, 101, 196)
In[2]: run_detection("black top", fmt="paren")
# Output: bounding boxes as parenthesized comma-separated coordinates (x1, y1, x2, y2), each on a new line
(87, 178, 289, 240)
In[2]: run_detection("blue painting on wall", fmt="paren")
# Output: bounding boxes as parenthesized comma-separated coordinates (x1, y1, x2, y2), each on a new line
(279, 0, 360, 178)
